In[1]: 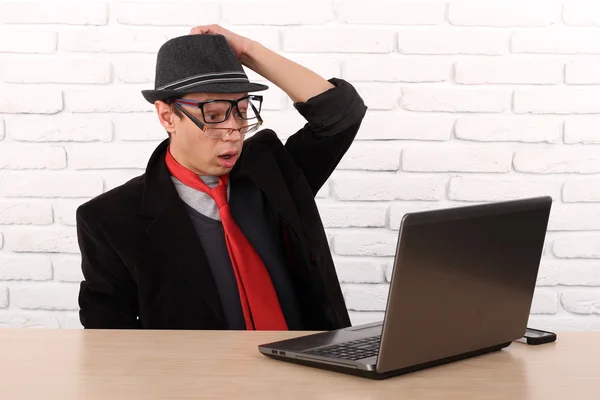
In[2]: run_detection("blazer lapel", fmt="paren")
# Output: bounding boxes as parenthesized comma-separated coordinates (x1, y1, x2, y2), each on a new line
(140, 140, 224, 325)
(231, 130, 304, 242)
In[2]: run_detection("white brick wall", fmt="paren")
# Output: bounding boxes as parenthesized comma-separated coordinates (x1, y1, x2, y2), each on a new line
(0, 0, 598, 331)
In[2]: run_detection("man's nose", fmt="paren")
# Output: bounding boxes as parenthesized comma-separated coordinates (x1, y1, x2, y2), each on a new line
(220, 111, 244, 141)
(222, 128, 243, 142)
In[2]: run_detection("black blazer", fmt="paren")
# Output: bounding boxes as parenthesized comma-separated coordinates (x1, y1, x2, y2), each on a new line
(76, 78, 368, 330)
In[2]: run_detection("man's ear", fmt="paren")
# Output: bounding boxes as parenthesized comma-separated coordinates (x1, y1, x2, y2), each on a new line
(155, 100, 177, 134)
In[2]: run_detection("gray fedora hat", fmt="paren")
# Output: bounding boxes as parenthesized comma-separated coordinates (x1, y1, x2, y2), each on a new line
(142, 34, 269, 104)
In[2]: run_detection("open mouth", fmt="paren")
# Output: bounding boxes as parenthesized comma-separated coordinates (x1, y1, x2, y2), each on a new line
(217, 151, 239, 168)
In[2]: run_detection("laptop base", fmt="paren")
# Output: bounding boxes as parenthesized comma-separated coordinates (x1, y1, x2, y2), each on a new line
(263, 341, 512, 380)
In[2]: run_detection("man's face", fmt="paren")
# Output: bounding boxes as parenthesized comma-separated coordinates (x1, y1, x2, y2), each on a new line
(156, 92, 250, 176)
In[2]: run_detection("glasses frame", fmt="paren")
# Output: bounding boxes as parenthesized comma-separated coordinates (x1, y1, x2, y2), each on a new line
(173, 94, 263, 124)
(173, 102, 263, 139)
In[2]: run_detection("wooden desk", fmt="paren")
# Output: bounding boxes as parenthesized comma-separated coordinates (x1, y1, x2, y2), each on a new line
(0, 329, 598, 399)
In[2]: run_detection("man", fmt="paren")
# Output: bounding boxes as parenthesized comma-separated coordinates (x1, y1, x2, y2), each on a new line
(76, 25, 367, 330)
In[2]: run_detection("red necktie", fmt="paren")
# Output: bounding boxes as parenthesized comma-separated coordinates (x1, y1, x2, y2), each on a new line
(165, 148, 288, 330)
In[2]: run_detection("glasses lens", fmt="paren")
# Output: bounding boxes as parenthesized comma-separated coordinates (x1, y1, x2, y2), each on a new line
(240, 123, 260, 135)
(233, 97, 261, 121)
(202, 102, 232, 124)
(204, 123, 261, 139)
(201, 97, 262, 124)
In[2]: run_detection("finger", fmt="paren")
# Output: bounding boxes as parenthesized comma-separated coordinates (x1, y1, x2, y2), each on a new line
(190, 26, 210, 35)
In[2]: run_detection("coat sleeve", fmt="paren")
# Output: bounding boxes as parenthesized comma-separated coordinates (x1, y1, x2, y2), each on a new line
(76, 206, 141, 329)
(284, 77, 368, 196)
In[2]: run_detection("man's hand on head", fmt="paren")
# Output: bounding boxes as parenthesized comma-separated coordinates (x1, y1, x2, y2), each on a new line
(190, 24, 253, 60)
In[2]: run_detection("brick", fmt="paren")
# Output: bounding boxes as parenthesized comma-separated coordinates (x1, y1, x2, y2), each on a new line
(68, 143, 158, 170)
(515, 87, 600, 114)
(61, 28, 167, 53)
(333, 257, 385, 283)
(259, 84, 288, 111)
(455, 116, 561, 143)
(0, 172, 103, 198)
(348, 311, 385, 326)
(397, 28, 509, 55)
(0, 202, 53, 225)
(0, 256, 52, 280)
(224, 1, 332, 25)
(561, 291, 600, 315)
(449, 2, 558, 27)
(0, 287, 7, 308)
(514, 148, 600, 173)
(3, 58, 111, 84)
(65, 87, 153, 113)
(343, 284, 389, 311)
(112, 55, 156, 84)
(553, 234, 600, 258)
(0, 30, 56, 53)
(283, 27, 395, 53)
(334, 230, 398, 256)
(389, 202, 445, 230)
(563, 2, 600, 26)
(527, 315, 600, 332)
(0, 118, 4, 140)
(455, 57, 563, 84)
(353, 82, 400, 110)
(0, 87, 62, 114)
(384, 258, 395, 282)
(537, 260, 600, 286)
(101, 171, 143, 192)
(449, 177, 561, 202)
(317, 203, 388, 228)
(63, 312, 84, 329)
(336, 141, 400, 171)
(512, 29, 600, 54)
(0, 312, 60, 328)
(566, 60, 600, 84)
(114, 1, 218, 25)
(0, 146, 66, 170)
(332, 172, 446, 201)
(53, 199, 90, 226)
(358, 112, 454, 141)
(256, 111, 308, 140)
(563, 178, 600, 202)
(316, 181, 329, 199)
(336, 1, 445, 25)
(548, 204, 600, 231)
(530, 288, 559, 314)
(564, 117, 600, 144)
(0, 1, 107, 25)
(10, 228, 79, 253)
(112, 114, 165, 141)
(0, 233, 3, 249)
(401, 87, 511, 113)
(14, 284, 79, 310)
(8, 115, 113, 142)
(52, 255, 83, 283)
(344, 56, 451, 83)
(403, 146, 512, 173)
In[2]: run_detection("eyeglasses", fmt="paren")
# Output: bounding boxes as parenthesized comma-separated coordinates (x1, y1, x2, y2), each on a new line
(172, 95, 263, 139)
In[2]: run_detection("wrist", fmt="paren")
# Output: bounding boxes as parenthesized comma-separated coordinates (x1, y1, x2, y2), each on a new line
(240, 38, 260, 66)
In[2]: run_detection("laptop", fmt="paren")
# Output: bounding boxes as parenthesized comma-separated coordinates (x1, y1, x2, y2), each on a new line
(258, 196, 552, 379)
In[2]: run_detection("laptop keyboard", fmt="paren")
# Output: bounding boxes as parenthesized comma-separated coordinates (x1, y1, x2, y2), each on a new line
(307, 336, 381, 361)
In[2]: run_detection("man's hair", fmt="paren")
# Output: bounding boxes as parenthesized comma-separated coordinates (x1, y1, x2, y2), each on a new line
(162, 97, 183, 139)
